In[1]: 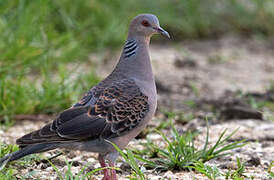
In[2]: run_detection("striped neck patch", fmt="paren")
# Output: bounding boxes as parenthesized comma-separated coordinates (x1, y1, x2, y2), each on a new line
(124, 39, 137, 58)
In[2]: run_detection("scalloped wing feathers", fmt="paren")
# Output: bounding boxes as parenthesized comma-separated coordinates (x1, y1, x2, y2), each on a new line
(16, 79, 149, 147)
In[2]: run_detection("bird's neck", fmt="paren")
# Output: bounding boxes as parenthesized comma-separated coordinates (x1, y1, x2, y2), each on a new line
(113, 36, 154, 82)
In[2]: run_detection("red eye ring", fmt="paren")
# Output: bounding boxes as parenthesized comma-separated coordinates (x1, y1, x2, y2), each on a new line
(141, 20, 149, 27)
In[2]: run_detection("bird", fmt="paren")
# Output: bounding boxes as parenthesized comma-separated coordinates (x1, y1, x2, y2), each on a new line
(0, 14, 170, 180)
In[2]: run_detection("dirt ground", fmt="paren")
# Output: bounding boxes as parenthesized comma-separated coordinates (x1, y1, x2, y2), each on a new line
(1, 36, 274, 179)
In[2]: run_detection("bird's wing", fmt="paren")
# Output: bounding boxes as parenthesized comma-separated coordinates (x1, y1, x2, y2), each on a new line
(16, 79, 149, 146)
(72, 75, 117, 107)
(72, 85, 102, 107)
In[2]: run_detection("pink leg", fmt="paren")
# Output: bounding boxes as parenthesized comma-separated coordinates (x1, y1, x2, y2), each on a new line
(99, 154, 110, 180)
(109, 161, 117, 180)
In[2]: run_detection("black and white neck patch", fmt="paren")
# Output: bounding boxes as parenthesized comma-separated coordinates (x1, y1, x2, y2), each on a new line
(124, 39, 138, 58)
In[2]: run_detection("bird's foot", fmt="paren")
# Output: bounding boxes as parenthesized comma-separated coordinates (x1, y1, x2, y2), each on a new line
(99, 154, 117, 180)
(102, 172, 111, 180)
(99, 154, 111, 180)
(109, 161, 117, 180)
(110, 169, 117, 180)
(102, 168, 116, 180)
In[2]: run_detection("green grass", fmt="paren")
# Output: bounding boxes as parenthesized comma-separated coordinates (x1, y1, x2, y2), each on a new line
(0, 143, 42, 180)
(188, 161, 221, 180)
(224, 157, 247, 180)
(247, 97, 274, 112)
(0, 144, 19, 179)
(134, 124, 246, 171)
(268, 161, 274, 178)
(111, 142, 146, 180)
(0, 142, 143, 179)
(0, 168, 16, 180)
(0, 144, 19, 159)
(189, 157, 249, 180)
(0, 124, 247, 179)
(0, 143, 117, 180)
(48, 159, 118, 180)
(109, 123, 246, 179)
(0, 65, 100, 125)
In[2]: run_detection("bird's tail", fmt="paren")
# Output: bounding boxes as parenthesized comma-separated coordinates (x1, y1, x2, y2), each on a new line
(0, 143, 58, 168)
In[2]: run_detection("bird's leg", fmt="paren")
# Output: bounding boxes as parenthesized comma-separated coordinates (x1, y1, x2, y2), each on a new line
(98, 154, 110, 180)
(109, 160, 117, 180)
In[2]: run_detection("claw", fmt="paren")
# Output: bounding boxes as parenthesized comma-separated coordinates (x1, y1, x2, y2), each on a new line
(109, 161, 117, 180)
(99, 154, 110, 180)
(99, 154, 117, 180)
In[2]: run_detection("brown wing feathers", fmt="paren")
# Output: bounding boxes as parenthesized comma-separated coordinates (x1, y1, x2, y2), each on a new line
(16, 79, 149, 146)
(88, 79, 149, 135)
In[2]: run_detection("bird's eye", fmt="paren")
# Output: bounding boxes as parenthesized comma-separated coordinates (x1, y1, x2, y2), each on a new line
(141, 20, 150, 27)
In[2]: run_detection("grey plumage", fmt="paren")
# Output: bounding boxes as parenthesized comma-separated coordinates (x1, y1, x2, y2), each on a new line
(0, 14, 169, 180)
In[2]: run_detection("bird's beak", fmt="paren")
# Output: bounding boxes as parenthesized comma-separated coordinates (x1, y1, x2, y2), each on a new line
(154, 27, 170, 38)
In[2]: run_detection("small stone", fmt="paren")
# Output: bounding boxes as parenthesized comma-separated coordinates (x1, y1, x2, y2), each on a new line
(219, 162, 237, 169)
(247, 155, 261, 166)
(220, 106, 263, 120)
(68, 160, 81, 166)
(119, 162, 131, 172)
(174, 57, 197, 68)
(40, 163, 50, 169)
(163, 171, 178, 179)
(45, 166, 53, 171)
(261, 141, 271, 148)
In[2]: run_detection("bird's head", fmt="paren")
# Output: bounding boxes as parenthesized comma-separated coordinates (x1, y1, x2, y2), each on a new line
(128, 14, 170, 39)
